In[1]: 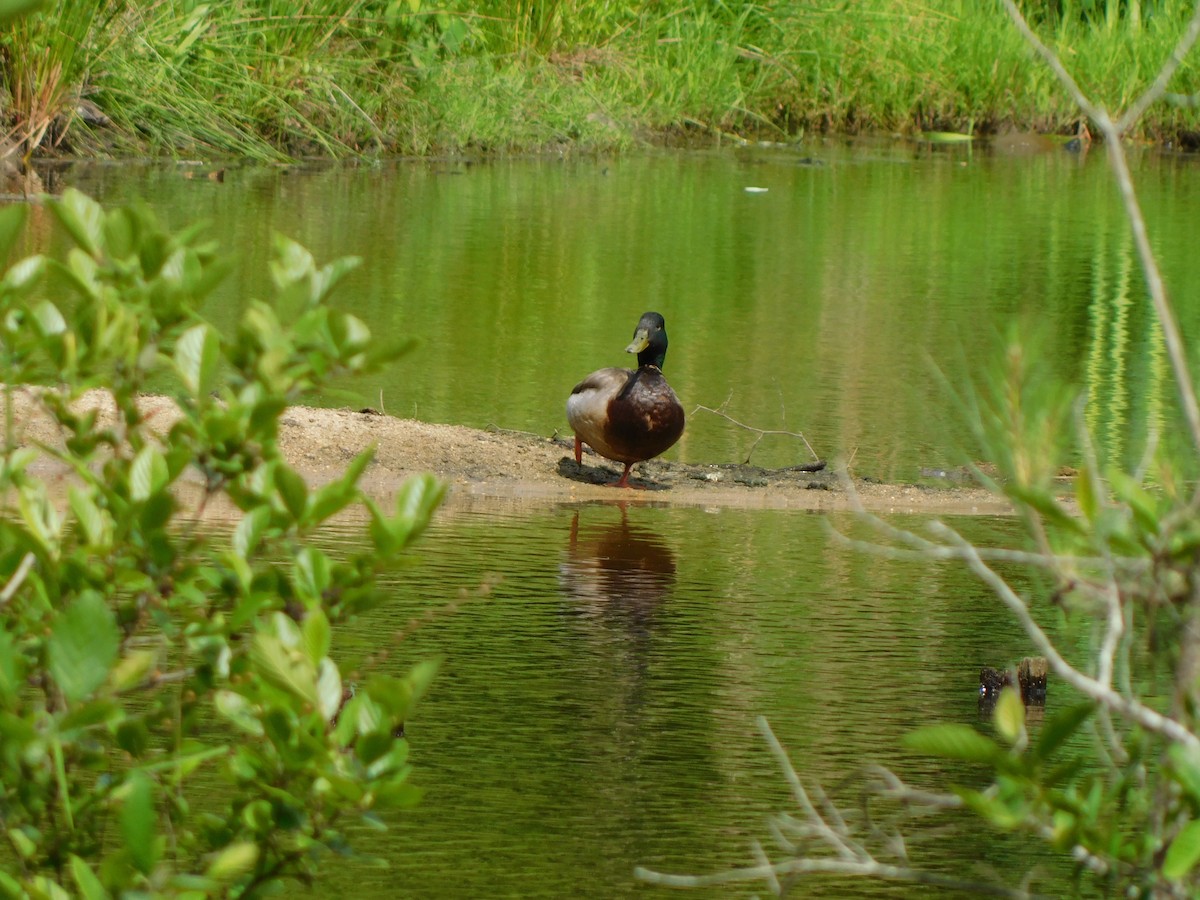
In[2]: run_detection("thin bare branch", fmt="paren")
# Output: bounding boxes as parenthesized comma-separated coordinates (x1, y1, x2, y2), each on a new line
(866, 765, 963, 811)
(828, 520, 1144, 575)
(692, 394, 820, 463)
(749, 838, 781, 895)
(1164, 90, 1200, 107)
(759, 717, 860, 861)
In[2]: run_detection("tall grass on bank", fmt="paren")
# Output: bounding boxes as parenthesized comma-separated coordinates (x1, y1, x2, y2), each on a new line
(1, 1, 1198, 159)
(0, 3, 111, 157)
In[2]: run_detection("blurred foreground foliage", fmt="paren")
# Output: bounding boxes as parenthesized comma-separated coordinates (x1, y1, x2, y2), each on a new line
(0, 189, 444, 897)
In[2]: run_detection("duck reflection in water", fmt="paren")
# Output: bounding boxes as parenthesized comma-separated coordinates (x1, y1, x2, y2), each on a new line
(560, 506, 676, 634)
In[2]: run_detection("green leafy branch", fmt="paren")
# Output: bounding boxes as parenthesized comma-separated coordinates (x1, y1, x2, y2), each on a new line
(0, 188, 445, 897)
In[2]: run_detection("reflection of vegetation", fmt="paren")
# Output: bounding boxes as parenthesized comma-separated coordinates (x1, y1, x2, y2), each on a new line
(2, 1, 1200, 158)
(0, 190, 444, 895)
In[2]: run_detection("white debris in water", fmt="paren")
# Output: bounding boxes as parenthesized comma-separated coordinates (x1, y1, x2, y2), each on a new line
(743, 186, 769, 193)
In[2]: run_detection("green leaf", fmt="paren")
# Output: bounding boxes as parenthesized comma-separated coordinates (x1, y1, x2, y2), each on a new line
(316, 658, 343, 723)
(8, 826, 36, 858)
(403, 658, 439, 709)
(116, 719, 150, 757)
(270, 235, 315, 289)
(994, 687, 1025, 746)
(333, 693, 365, 747)
(19, 483, 63, 553)
(172, 3, 212, 58)
(109, 649, 158, 693)
(232, 506, 270, 559)
(175, 323, 220, 398)
(59, 698, 119, 733)
(0, 202, 27, 258)
(331, 312, 371, 355)
(206, 841, 259, 882)
(366, 658, 439, 723)
(101, 207, 134, 259)
(338, 692, 385, 744)
(305, 449, 375, 523)
(68, 485, 110, 546)
(215, 690, 264, 736)
(50, 188, 104, 256)
(0, 711, 37, 744)
(4, 253, 45, 291)
(120, 772, 159, 875)
(250, 632, 318, 707)
(294, 547, 330, 601)
(374, 781, 423, 810)
(48, 593, 119, 703)
(1170, 744, 1200, 803)
(355, 730, 394, 766)
(904, 724, 1002, 763)
(375, 474, 446, 552)
(31, 299, 66, 336)
(0, 627, 19, 706)
(130, 446, 170, 501)
(275, 462, 308, 519)
(302, 608, 331, 665)
(366, 741, 411, 778)
(1165, 819, 1200, 880)
(955, 787, 1025, 829)
(1035, 702, 1094, 761)
(69, 854, 110, 900)
(311, 256, 362, 305)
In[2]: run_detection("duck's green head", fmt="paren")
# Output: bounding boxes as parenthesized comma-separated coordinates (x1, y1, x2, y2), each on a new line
(625, 311, 669, 369)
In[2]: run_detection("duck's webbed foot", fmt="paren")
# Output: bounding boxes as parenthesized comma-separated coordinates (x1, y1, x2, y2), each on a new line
(612, 462, 645, 489)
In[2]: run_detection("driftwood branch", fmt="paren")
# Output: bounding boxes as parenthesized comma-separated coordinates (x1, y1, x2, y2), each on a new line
(692, 393, 820, 464)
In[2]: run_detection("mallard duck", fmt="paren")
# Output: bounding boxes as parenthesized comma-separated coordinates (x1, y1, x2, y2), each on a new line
(566, 311, 685, 488)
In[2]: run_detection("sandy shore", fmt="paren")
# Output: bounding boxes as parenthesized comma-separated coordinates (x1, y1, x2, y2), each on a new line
(4, 388, 1011, 517)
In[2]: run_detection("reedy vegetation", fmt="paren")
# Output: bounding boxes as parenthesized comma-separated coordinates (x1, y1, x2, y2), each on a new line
(0, 0, 1197, 161)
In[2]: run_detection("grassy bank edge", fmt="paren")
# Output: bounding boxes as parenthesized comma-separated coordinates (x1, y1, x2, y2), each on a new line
(6, 1, 1200, 163)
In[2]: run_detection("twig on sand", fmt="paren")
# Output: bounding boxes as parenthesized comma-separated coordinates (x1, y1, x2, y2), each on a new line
(692, 393, 820, 464)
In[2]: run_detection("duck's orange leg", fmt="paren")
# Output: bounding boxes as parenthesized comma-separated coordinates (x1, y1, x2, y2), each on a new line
(574, 435, 583, 464)
(614, 462, 635, 488)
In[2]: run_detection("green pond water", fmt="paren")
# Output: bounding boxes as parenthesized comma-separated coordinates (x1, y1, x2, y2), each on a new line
(57, 140, 1200, 479)
(321, 504, 1050, 898)
(36, 141, 1200, 895)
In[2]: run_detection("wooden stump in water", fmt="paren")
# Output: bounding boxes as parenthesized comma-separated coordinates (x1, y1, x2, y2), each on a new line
(979, 656, 1048, 706)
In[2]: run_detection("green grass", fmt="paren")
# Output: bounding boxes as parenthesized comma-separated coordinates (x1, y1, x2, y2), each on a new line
(3, 0, 1200, 160)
